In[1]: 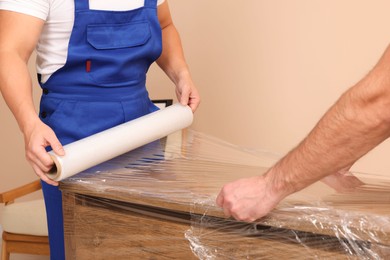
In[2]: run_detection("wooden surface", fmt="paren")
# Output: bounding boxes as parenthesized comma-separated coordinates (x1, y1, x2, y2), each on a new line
(62, 192, 359, 259)
(60, 131, 390, 258)
(63, 193, 197, 259)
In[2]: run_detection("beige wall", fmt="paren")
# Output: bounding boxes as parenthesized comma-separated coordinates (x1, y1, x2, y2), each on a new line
(149, 0, 390, 176)
(2, 0, 390, 203)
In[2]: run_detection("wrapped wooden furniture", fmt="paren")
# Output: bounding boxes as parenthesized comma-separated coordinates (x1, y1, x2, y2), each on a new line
(60, 130, 390, 259)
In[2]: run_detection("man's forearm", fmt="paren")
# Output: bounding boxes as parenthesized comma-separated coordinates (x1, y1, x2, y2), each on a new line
(0, 51, 39, 134)
(266, 46, 390, 195)
(156, 22, 191, 85)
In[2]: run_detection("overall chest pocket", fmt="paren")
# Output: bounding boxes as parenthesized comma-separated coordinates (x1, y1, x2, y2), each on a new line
(86, 22, 153, 86)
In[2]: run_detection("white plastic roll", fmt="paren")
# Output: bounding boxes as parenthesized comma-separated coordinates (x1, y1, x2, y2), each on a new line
(47, 103, 193, 181)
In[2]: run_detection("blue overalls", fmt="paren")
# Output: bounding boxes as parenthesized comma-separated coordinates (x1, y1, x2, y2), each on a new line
(38, 1, 162, 258)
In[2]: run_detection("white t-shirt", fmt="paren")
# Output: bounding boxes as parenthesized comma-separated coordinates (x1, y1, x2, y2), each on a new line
(0, 0, 165, 83)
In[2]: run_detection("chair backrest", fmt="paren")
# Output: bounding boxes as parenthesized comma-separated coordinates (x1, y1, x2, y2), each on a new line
(152, 99, 173, 109)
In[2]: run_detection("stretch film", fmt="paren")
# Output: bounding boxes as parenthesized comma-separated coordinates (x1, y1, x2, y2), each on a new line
(60, 130, 390, 259)
(47, 103, 193, 181)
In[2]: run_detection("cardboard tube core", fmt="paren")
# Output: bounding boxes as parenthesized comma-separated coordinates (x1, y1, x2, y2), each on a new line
(47, 155, 61, 181)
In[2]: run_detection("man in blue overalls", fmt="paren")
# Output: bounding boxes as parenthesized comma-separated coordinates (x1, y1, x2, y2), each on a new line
(0, 1, 200, 259)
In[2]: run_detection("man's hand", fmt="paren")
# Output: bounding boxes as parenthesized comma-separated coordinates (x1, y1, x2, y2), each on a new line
(23, 119, 64, 186)
(175, 73, 200, 113)
(216, 175, 286, 222)
(321, 170, 364, 193)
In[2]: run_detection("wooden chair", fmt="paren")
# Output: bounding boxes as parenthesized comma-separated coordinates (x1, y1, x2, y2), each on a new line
(0, 180, 49, 260)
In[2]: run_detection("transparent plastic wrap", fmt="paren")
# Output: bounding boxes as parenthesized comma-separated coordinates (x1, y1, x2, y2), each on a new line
(60, 129, 390, 259)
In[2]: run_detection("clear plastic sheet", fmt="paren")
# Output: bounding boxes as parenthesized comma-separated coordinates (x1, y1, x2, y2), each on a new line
(60, 129, 390, 259)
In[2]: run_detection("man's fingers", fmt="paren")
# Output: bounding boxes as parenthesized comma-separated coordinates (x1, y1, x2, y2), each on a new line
(180, 90, 190, 106)
(32, 164, 58, 186)
(27, 148, 53, 172)
(46, 132, 65, 156)
(188, 95, 200, 112)
(216, 192, 224, 207)
(216, 190, 234, 218)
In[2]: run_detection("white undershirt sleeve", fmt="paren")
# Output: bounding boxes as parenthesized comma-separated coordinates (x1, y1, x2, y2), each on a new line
(0, 0, 49, 21)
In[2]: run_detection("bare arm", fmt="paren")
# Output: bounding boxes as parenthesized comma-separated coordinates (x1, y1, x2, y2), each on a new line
(217, 44, 390, 221)
(270, 45, 390, 193)
(156, 1, 200, 112)
(0, 10, 63, 185)
(0, 11, 41, 134)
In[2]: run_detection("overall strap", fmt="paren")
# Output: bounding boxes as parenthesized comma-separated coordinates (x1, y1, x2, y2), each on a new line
(144, 0, 158, 8)
(75, 0, 90, 11)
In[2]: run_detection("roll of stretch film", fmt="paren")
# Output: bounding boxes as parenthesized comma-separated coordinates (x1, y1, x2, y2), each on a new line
(47, 103, 193, 181)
